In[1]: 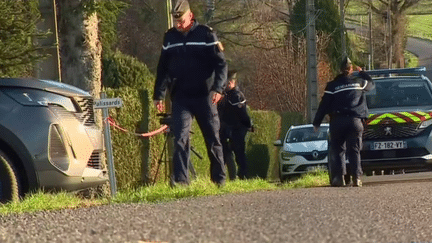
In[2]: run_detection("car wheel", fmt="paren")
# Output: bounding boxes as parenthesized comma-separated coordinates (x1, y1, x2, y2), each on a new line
(0, 151, 21, 203)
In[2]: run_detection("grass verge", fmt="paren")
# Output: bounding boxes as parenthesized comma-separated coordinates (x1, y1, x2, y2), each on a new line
(0, 170, 329, 216)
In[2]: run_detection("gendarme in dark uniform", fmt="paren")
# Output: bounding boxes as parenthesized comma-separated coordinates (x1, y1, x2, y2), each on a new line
(153, 0, 228, 186)
(313, 57, 374, 187)
(218, 70, 253, 180)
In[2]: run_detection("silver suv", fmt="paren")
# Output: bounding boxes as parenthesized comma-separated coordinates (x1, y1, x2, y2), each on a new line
(361, 67, 432, 175)
(0, 78, 107, 203)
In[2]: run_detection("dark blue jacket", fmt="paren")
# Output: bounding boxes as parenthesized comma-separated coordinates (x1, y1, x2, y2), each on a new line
(153, 21, 228, 100)
(218, 86, 252, 129)
(313, 71, 375, 127)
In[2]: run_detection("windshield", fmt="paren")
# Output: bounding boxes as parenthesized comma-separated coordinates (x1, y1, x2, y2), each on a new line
(366, 79, 432, 109)
(286, 127, 328, 143)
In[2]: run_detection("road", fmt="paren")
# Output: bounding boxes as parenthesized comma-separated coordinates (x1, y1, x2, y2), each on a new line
(1, 181, 432, 242)
(406, 37, 432, 79)
(347, 23, 432, 79)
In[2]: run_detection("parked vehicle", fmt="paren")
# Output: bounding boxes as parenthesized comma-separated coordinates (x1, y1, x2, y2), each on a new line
(274, 124, 329, 181)
(360, 67, 432, 175)
(0, 78, 107, 203)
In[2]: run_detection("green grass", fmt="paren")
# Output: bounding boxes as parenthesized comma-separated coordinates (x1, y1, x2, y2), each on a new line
(0, 191, 107, 215)
(346, 1, 432, 41)
(0, 170, 329, 216)
(405, 51, 419, 68)
(407, 15, 432, 41)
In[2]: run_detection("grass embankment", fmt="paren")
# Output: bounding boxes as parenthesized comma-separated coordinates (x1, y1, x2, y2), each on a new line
(0, 170, 329, 216)
(407, 15, 432, 41)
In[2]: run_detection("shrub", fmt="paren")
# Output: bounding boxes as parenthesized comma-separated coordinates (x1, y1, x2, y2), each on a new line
(102, 51, 164, 189)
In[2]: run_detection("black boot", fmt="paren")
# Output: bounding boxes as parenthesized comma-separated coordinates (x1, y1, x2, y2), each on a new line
(352, 176, 362, 187)
(331, 176, 345, 187)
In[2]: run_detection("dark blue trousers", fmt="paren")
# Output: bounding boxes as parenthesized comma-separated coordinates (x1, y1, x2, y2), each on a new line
(171, 96, 226, 184)
(329, 116, 364, 179)
(220, 126, 248, 180)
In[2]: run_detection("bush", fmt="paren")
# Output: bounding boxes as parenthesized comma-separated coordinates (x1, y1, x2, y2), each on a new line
(187, 110, 282, 182)
(102, 51, 165, 189)
(246, 110, 281, 180)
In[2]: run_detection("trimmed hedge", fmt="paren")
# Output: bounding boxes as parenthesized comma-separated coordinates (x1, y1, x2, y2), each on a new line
(102, 51, 165, 189)
(246, 110, 281, 180)
(189, 110, 282, 181)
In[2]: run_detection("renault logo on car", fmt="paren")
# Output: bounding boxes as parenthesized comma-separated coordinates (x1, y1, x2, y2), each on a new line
(312, 150, 319, 159)
(384, 126, 392, 136)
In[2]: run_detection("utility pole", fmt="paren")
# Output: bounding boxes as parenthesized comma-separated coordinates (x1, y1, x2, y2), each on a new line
(165, 0, 174, 182)
(387, 0, 392, 69)
(36, 0, 61, 81)
(205, 0, 216, 23)
(340, 0, 346, 57)
(368, 7, 373, 70)
(306, 0, 318, 123)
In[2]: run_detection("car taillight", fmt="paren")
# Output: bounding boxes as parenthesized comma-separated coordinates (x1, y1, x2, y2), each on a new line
(48, 124, 71, 172)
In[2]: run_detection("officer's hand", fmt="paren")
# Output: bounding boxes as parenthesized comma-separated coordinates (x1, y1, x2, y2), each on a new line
(153, 100, 165, 112)
(355, 66, 363, 72)
(211, 91, 222, 104)
(313, 126, 319, 133)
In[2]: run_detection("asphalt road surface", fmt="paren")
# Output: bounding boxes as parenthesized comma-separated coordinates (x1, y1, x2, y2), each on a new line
(406, 37, 432, 80)
(2, 180, 432, 243)
(347, 23, 432, 79)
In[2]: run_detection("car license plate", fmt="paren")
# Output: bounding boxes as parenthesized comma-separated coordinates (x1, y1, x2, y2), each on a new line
(372, 141, 407, 150)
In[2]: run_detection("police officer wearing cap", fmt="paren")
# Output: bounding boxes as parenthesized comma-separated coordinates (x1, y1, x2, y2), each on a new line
(313, 57, 375, 187)
(218, 70, 253, 180)
(153, 0, 228, 187)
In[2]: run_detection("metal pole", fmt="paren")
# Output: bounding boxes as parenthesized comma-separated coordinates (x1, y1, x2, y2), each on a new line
(368, 7, 373, 70)
(388, 0, 392, 69)
(340, 0, 346, 57)
(101, 92, 117, 197)
(306, 0, 318, 123)
(166, 0, 174, 182)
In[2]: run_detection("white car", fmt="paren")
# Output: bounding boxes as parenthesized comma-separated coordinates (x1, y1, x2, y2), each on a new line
(274, 124, 329, 181)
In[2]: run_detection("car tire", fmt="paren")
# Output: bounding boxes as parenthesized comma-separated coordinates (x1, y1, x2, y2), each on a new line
(0, 151, 21, 203)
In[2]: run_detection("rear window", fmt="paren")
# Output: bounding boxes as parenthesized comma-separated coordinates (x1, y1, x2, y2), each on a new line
(366, 79, 432, 109)
(286, 127, 328, 143)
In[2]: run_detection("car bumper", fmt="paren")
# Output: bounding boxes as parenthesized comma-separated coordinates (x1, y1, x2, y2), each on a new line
(38, 168, 108, 191)
(361, 129, 432, 171)
(280, 156, 328, 176)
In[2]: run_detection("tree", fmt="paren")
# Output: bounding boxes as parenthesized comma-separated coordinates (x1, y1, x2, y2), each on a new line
(0, 0, 47, 77)
(290, 0, 345, 72)
(357, 0, 421, 68)
(56, 0, 102, 96)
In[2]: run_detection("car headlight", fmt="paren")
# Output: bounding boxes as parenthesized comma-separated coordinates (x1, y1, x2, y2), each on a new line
(281, 151, 296, 160)
(419, 119, 432, 129)
(1, 88, 77, 112)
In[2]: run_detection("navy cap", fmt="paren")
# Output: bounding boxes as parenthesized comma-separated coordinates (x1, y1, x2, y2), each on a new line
(172, 0, 190, 19)
(228, 70, 238, 80)
(340, 57, 352, 71)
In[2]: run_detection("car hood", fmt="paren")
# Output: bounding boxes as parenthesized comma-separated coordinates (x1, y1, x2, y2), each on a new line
(284, 140, 327, 152)
(369, 106, 432, 114)
(0, 78, 91, 97)
(367, 106, 432, 125)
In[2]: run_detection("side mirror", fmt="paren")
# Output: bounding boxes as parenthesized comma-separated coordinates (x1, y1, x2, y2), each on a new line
(274, 140, 282, 146)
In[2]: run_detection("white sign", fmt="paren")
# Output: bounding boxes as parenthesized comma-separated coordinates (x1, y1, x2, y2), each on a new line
(93, 98, 123, 109)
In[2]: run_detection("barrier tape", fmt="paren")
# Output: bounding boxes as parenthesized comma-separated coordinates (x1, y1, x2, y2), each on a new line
(106, 117, 169, 137)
